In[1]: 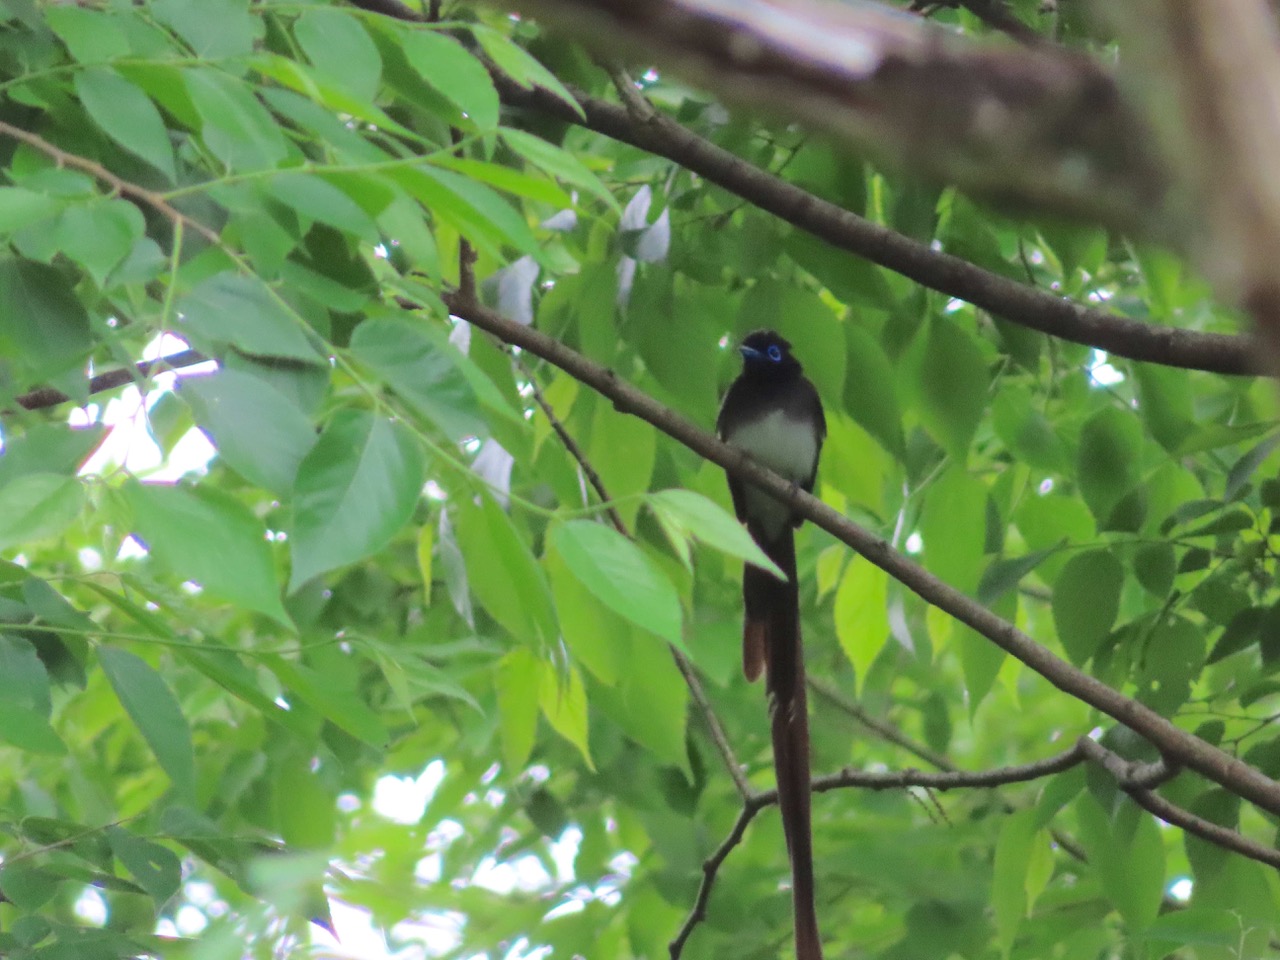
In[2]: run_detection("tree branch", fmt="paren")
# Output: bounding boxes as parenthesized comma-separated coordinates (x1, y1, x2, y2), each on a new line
(1099, 1, 1280, 375)
(442, 290, 1280, 819)
(1078, 737, 1280, 870)
(494, 78, 1258, 376)
(502, 0, 1169, 235)
(346, 0, 1260, 375)
(11, 349, 212, 412)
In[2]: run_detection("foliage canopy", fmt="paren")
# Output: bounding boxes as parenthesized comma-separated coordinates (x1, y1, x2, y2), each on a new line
(0, 1, 1279, 958)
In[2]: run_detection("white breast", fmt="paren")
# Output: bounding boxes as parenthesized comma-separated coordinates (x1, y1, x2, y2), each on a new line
(724, 409, 818, 541)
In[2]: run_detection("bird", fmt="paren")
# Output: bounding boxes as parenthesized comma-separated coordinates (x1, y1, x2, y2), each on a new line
(716, 329, 826, 960)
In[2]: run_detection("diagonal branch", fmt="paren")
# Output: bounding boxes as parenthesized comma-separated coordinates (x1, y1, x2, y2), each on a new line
(501, 0, 1167, 233)
(493, 79, 1258, 376)
(442, 290, 1280, 819)
(344, 0, 1260, 376)
(1078, 737, 1280, 870)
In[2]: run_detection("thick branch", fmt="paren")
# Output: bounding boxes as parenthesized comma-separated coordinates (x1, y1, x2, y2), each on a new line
(504, 0, 1168, 234)
(346, 0, 1259, 375)
(444, 291, 1280, 818)
(1099, 1, 1280, 373)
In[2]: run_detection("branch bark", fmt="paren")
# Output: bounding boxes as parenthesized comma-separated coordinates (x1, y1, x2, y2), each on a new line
(12, 350, 212, 412)
(1098, 1, 1280, 374)
(443, 290, 1280, 819)
(502, 0, 1168, 234)
(346, 0, 1261, 376)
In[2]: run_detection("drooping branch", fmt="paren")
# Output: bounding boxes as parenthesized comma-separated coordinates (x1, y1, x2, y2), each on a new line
(443, 290, 1280, 819)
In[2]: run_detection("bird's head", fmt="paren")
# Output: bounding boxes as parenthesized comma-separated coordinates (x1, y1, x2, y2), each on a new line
(738, 329, 801, 376)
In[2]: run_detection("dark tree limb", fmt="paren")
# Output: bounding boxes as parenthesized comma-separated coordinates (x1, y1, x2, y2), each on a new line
(1078, 737, 1280, 870)
(345, 0, 1260, 375)
(12, 350, 212, 413)
(443, 290, 1280, 818)
(1099, 1, 1280, 376)
(501, 0, 1168, 235)
(493, 78, 1258, 375)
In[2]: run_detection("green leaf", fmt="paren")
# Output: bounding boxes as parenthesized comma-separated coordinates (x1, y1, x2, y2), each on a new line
(908, 318, 988, 460)
(496, 648, 539, 770)
(0, 257, 91, 385)
(1135, 615, 1202, 715)
(265, 656, 388, 748)
(842, 322, 905, 458)
(550, 520, 683, 648)
(978, 548, 1056, 606)
(1052, 550, 1122, 664)
(537, 659, 592, 769)
(472, 27, 584, 119)
(500, 128, 616, 211)
(105, 826, 181, 906)
(546, 548, 623, 684)
(293, 7, 382, 102)
(992, 809, 1037, 957)
(920, 467, 987, 594)
(648, 489, 784, 579)
(588, 401, 654, 530)
(389, 165, 538, 257)
(992, 386, 1067, 472)
(398, 29, 500, 131)
(50, 198, 145, 286)
(1078, 406, 1142, 527)
(183, 67, 289, 171)
(288, 411, 427, 590)
(122, 480, 291, 625)
(596, 632, 690, 777)
(0, 187, 62, 236)
(835, 557, 890, 692)
(181, 367, 317, 495)
(455, 492, 557, 643)
(0, 473, 84, 551)
(98, 646, 196, 800)
(0, 701, 65, 755)
(153, 0, 259, 58)
(1076, 796, 1165, 932)
(1133, 542, 1175, 597)
(46, 5, 131, 62)
(75, 67, 176, 181)
(266, 174, 379, 242)
(349, 316, 487, 442)
(177, 273, 322, 364)
(1133, 365, 1194, 452)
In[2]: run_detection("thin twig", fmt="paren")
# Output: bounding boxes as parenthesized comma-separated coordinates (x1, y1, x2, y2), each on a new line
(516, 352, 752, 798)
(0, 120, 220, 246)
(669, 803, 762, 959)
(12, 350, 212, 412)
(673, 649, 752, 800)
(809, 676, 952, 771)
(601, 60, 657, 122)
(1078, 737, 1280, 869)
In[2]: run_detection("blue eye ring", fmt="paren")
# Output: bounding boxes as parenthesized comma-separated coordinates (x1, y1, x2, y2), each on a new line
(766, 344, 783, 362)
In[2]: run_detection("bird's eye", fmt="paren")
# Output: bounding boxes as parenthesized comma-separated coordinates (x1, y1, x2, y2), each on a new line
(767, 344, 783, 362)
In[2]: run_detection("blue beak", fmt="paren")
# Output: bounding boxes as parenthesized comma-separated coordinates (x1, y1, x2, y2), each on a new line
(739, 345, 764, 361)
